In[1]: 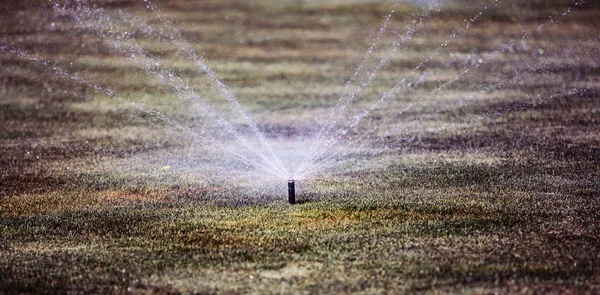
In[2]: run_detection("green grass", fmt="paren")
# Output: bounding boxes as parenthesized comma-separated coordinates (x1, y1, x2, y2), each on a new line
(1, 0, 600, 293)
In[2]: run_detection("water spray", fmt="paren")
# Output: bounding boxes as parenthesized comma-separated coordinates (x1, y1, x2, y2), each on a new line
(288, 178, 295, 204)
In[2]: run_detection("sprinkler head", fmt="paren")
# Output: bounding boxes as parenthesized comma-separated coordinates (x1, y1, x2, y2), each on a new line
(288, 178, 295, 205)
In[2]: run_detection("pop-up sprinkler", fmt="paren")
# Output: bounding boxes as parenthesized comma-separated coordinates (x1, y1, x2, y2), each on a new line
(288, 178, 295, 204)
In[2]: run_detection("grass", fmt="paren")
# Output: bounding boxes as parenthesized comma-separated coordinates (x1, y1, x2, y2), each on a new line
(1, 0, 600, 293)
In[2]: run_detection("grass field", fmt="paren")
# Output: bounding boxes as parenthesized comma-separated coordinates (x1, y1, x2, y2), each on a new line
(1, 0, 600, 293)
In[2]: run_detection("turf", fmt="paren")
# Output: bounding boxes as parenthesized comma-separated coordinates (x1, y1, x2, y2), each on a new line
(1, 0, 600, 293)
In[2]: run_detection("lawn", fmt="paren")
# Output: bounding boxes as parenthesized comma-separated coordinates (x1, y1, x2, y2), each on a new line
(1, 0, 599, 293)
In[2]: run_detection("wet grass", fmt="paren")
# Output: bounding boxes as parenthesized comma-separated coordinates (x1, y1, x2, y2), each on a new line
(1, 0, 600, 293)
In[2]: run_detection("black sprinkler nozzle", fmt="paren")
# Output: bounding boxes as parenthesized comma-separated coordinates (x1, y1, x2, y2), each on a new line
(288, 178, 295, 204)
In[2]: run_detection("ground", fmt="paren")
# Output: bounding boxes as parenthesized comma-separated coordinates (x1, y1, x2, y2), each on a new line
(1, 0, 600, 294)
